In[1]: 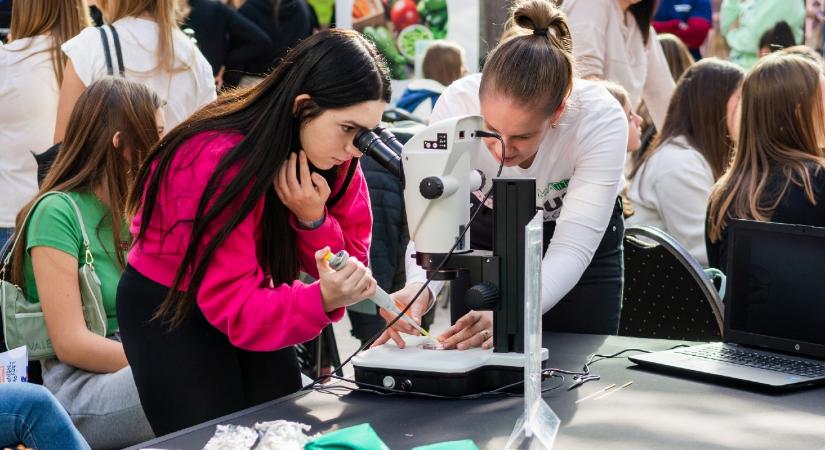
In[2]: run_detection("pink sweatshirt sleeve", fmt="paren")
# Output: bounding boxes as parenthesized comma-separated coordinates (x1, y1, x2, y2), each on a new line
(151, 133, 349, 352)
(196, 195, 346, 352)
(131, 134, 370, 351)
(289, 160, 373, 278)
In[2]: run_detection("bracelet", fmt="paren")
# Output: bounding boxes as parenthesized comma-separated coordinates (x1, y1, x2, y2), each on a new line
(297, 212, 326, 230)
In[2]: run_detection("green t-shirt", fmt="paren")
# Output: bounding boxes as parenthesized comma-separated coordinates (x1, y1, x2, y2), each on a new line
(23, 191, 128, 333)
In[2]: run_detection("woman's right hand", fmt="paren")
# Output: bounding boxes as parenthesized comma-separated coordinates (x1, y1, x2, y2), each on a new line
(315, 247, 377, 312)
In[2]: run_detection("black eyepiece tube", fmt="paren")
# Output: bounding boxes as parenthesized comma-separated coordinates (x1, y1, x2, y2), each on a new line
(374, 126, 404, 154)
(353, 128, 404, 182)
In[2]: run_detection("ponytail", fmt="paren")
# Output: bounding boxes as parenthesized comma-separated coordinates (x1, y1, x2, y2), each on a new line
(480, 0, 574, 115)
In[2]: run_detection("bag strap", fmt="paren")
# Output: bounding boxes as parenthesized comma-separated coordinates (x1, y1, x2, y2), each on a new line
(98, 26, 114, 76)
(98, 25, 125, 77)
(108, 25, 125, 77)
(1, 192, 94, 279)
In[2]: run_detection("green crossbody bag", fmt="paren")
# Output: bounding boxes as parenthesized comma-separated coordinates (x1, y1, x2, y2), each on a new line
(1, 192, 107, 360)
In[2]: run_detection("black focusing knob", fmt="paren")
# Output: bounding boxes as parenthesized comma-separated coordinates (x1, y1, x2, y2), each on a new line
(465, 282, 499, 310)
(419, 176, 444, 199)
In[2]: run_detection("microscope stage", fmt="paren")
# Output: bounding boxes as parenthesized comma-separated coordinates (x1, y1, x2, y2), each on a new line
(351, 336, 549, 396)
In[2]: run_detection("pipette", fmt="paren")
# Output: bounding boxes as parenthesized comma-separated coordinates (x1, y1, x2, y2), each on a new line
(324, 249, 440, 344)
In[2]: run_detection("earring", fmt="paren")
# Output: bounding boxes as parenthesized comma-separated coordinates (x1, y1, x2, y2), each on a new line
(551, 122, 558, 129)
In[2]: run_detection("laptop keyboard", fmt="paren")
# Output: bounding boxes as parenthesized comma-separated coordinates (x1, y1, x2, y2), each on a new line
(676, 345, 825, 378)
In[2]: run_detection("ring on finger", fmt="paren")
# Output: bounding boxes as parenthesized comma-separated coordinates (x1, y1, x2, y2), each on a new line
(480, 329, 491, 340)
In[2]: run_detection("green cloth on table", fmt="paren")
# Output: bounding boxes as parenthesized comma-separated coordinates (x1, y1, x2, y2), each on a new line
(412, 440, 479, 450)
(305, 423, 389, 450)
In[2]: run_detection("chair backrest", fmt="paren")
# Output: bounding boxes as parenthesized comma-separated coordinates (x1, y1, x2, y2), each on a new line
(621, 226, 724, 341)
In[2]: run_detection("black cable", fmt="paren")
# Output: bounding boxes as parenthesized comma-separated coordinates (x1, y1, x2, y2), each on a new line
(529, 344, 694, 391)
(303, 133, 506, 391)
(543, 373, 565, 393)
(312, 371, 564, 400)
(582, 344, 690, 374)
(315, 343, 700, 399)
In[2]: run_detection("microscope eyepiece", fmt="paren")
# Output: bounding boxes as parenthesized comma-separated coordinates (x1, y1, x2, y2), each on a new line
(353, 127, 404, 182)
(374, 126, 404, 154)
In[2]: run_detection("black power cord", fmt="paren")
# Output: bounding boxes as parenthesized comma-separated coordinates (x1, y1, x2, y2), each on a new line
(312, 372, 565, 400)
(540, 344, 692, 390)
(580, 344, 689, 375)
(303, 131, 507, 391)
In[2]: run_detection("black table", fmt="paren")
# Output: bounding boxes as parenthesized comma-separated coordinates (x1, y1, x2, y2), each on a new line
(128, 333, 825, 449)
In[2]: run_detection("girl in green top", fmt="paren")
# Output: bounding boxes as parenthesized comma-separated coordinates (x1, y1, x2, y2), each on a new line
(10, 77, 163, 449)
(720, 0, 806, 69)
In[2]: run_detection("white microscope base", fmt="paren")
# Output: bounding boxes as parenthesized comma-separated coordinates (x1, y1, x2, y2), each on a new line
(351, 336, 549, 396)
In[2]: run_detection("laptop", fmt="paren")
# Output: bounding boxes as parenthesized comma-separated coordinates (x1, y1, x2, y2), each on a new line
(630, 219, 825, 390)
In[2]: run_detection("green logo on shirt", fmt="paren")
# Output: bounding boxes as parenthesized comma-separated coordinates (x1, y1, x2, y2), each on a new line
(537, 179, 569, 199)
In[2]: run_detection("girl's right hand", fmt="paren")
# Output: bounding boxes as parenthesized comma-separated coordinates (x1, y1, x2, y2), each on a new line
(315, 247, 377, 312)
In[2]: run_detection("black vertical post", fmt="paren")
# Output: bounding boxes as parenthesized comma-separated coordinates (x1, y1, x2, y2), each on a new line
(450, 271, 471, 325)
(492, 178, 537, 353)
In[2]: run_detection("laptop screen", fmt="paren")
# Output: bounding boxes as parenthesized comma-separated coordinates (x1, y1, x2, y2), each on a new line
(726, 220, 825, 359)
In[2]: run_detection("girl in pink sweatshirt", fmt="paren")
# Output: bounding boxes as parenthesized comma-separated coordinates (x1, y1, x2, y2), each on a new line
(115, 29, 390, 436)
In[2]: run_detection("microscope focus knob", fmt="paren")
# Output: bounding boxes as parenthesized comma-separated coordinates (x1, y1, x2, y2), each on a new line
(465, 282, 500, 310)
(419, 176, 444, 199)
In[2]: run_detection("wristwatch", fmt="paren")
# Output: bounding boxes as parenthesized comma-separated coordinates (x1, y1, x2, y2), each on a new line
(298, 212, 326, 230)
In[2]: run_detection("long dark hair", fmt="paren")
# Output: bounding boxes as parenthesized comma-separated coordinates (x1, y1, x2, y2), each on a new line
(630, 58, 744, 189)
(707, 54, 825, 242)
(628, 0, 659, 45)
(13, 78, 161, 288)
(128, 29, 391, 327)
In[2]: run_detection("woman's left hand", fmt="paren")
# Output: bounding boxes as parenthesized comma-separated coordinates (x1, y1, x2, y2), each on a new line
(438, 310, 494, 350)
(275, 150, 331, 223)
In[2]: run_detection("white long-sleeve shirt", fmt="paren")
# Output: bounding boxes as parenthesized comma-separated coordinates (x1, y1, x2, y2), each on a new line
(626, 136, 714, 266)
(0, 35, 59, 228)
(405, 74, 627, 314)
(560, 0, 675, 130)
(62, 17, 216, 130)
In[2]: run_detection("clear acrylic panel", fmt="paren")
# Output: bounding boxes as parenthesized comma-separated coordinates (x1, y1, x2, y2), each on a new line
(505, 212, 559, 449)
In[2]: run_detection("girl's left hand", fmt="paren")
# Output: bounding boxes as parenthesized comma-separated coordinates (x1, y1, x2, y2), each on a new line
(438, 310, 494, 350)
(275, 151, 331, 223)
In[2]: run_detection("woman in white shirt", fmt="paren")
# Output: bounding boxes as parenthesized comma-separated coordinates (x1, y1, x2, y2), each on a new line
(560, 0, 675, 130)
(627, 58, 744, 266)
(0, 0, 89, 245)
(54, 0, 216, 143)
(377, 0, 628, 350)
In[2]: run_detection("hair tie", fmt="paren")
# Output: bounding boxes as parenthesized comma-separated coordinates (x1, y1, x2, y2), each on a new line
(533, 28, 548, 36)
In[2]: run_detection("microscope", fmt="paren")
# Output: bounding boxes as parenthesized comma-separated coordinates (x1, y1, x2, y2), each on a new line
(350, 116, 549, 397)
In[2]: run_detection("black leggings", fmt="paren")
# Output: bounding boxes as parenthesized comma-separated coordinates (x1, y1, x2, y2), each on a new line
(116, 265, 302, 436)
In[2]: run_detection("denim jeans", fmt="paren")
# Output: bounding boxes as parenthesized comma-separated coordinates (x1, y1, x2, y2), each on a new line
(0, 383, 90, 450)
(0, 227, 13, 252)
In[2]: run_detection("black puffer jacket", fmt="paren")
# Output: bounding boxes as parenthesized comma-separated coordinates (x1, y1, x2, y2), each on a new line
(237, 0, 317, 75)
(360, 153, 409, 293)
